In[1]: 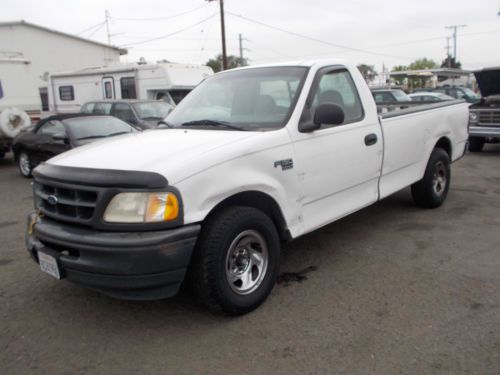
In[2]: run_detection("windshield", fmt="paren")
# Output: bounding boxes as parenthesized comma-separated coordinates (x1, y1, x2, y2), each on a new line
(462, 88, 480, 99)
(64, 116, 136, 140)
(166, 67, 308, 131)
(392, 89, 411, 102)
(132, 102, 174, 119)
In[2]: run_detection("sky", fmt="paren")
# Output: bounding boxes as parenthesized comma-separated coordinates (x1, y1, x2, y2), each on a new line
(2, 0, 500, 73)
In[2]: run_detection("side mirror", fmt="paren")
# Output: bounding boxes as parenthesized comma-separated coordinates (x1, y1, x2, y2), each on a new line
(314, 103, 344, 126)
(52, 133, 68, 143)
(298, 103, 345, 133)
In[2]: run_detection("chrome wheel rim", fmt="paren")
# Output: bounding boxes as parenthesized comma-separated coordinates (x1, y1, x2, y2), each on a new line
(225, 230, 269, 295)
(19, 153, 31, 176)
(432, 161, 447, 196)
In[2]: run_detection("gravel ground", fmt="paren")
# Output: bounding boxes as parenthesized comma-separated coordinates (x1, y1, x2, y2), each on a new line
(0, 146, 499, 375)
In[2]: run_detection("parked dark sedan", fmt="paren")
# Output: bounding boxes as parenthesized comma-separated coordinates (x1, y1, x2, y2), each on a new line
(12, 114, 137, 177)
(80, 100, 174, 130)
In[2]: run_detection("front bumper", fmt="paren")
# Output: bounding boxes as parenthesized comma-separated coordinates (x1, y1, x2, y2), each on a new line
(469, 125, 500, 138)
(25, 212, 200, 300)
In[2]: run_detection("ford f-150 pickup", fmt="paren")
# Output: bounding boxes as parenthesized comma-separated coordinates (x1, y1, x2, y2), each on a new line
(25, 59, 469, 314)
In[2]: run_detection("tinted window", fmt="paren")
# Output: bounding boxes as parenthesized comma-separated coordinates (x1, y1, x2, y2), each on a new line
(37, 121, 65, 135)
(111, 103, 136, 123)
(0, 80, 3, 99)
(373, 92, 393, 103)
(64, 116, 135, 140)
(311, 70, 363, 125)
(59, 86, 74, 101)
(120, 77, 136, 99)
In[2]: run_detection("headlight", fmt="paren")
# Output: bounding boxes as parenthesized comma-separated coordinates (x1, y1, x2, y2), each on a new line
(104, 192, 179, 223)
(469, 112, 478, 123)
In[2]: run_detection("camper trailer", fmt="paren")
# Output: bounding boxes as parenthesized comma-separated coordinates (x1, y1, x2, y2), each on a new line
(0, 54, 40, 157)
(48, 62, 214, 113)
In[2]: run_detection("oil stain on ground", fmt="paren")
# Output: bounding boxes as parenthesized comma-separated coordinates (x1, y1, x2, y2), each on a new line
(277, 266, 318, 286)
(0, 221, 18, 229)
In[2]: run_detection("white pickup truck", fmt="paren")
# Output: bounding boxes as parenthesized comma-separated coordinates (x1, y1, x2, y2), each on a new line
(25, 59, 469, 314)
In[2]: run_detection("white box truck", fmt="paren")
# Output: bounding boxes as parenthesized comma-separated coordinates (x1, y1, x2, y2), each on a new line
(47, 62, 214, 114)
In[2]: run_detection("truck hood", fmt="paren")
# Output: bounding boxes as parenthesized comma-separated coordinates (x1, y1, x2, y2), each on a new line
(474, 67, 500, 97)
(48, 129, 260, 184)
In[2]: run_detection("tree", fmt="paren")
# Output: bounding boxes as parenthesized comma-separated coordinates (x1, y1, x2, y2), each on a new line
(357, 64, 378, 83)
(407, 58, 438, 70)
(206, 54, 249, 72)
(441, 56, 462, 69)
(391, 65, 408, 85)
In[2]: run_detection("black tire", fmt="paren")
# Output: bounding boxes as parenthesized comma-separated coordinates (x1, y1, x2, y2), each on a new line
(189, 206, 280, 315)
(17, 150, 33, 178)
(468, 137, 485, 152)
(411, 148, 450, 208)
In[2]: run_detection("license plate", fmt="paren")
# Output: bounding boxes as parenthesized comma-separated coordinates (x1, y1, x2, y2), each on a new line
(38, 252, 61, 279)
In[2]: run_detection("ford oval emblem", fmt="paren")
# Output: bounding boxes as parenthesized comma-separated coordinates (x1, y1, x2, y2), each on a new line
(47, 195, 58, 205)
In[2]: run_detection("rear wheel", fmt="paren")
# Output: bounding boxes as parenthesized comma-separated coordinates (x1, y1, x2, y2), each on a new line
(468, 137, 485, 152)
(411, 148, 450, 208)
(190, 206, 280, 315)
(17, 151, 33, 178)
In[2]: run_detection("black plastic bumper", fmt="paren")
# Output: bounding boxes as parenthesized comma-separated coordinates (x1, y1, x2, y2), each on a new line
(25, 213, 200, 300)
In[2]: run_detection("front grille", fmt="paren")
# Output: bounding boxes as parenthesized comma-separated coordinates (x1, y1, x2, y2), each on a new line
(34, 181, 98, 225)
(478, 111, 500, 125)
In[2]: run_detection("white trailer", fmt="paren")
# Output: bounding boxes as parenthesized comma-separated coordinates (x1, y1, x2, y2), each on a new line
(47, 62, 214, 113)
(0, 54, 40, 157)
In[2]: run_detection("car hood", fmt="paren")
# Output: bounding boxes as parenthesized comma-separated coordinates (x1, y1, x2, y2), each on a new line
(47, 129, 260, 184)
(474, 67, 500, 97)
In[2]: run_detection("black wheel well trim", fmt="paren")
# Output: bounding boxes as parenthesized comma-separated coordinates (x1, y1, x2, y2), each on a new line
(434, 136, 452, 159)
(205, 190, 292, 242)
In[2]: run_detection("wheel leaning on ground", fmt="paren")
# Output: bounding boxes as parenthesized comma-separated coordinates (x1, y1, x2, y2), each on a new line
(189, 206, 281, 315)
(468, 137, 485, 153)
(411, 147, 450, 209)
(17, 151, 33, 178)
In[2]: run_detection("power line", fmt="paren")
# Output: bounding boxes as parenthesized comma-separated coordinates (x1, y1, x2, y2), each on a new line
(120, 13, 218, 47)
(226, 11, 413, 60)
(87, 22, 106, 38)
(111, 4, 208, 21)
(76, 21, 106, 36)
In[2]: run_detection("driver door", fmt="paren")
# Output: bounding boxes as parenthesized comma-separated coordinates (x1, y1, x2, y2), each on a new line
(35, 120, 70, 163)
(290, 67, 383, 233)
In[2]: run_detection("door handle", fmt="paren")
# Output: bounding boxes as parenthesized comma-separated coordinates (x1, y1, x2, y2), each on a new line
(364, 133, 378, 146)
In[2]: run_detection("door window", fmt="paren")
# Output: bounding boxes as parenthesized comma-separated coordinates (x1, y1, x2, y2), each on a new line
(81, 102, 95, 114)
(310, 70, 364, 126)
(93, 102, 112, 115)
(104, 81, 113, 99)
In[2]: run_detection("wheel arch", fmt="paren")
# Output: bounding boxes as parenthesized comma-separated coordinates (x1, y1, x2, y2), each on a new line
(204, 190, 292, 242)
(434, 136, 452, 159)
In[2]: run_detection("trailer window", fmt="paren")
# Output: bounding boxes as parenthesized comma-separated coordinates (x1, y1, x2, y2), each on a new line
(104, 81, 113, 99)
(120, 77, 136, 99)
(59, 86, 74, 101)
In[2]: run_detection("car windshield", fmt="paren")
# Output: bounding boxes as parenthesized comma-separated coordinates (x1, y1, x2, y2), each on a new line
(132, 102, 174, 120)
(462, 88, 480, 99)
(64, 116, 136, 140)
(166, 66, 308, 131)
(392, 89, 411, 102)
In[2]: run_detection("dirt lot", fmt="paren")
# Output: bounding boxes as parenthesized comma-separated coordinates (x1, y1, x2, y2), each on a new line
(0, 147, 499, 375)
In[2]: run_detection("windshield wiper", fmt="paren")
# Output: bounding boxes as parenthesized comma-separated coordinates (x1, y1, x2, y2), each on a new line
(107, 131, 132, 137)
(76, 135, 106, 140)
(181, 119, 244, 131)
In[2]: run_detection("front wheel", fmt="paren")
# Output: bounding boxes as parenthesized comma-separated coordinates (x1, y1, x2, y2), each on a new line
(17, 151, 33, 178)
(190, 206, 281, 315)
(411, 148, 450, 208)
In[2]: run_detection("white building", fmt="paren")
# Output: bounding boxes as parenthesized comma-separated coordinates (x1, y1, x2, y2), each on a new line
(0, 20, 127, 112)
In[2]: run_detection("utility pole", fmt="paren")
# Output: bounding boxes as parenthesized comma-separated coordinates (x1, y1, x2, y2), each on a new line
(105, 10, 111, 45)
(238, 33, 244, 64)
(207, 0, 228, 70)
(445, 24, 466, 60)
(445, 36, 451, 68)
